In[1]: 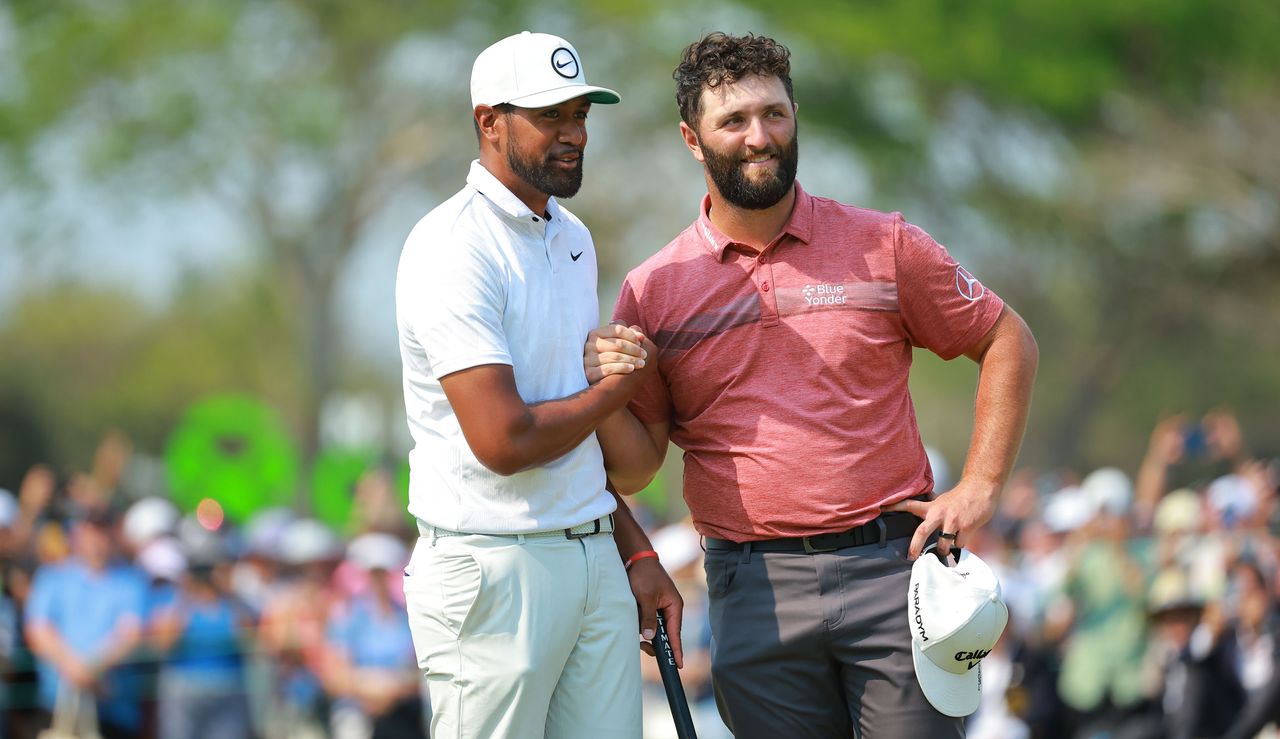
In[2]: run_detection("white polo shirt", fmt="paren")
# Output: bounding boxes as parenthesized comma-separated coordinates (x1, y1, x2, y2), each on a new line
(395, 160, 615, 534)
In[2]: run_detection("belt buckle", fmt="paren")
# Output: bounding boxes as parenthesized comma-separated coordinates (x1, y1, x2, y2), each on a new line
(801, 534, 839, 554)
(565, 518, 601, 540)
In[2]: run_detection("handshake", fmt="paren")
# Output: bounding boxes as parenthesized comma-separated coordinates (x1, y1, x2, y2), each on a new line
(583, 323, 657, 385)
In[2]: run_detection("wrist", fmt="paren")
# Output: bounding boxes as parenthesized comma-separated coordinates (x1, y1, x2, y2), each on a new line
(624, 549, 659, 571)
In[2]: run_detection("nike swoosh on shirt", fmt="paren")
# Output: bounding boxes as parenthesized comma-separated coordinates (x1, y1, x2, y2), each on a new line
(571, 251, 583, 261)
(556, 59, 573, 68)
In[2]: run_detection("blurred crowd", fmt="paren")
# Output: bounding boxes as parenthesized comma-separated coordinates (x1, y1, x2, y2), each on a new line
(960, 411, 1280, 739)
(0, 433, 426, 739)
(3, 410, 1279, 739)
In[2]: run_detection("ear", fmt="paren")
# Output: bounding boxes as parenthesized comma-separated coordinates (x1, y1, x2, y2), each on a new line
(679, 121, 704, 164)
(475, 105, 504, 144)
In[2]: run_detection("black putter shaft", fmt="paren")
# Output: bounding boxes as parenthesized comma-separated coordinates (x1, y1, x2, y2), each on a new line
(654, 611, 698, 739)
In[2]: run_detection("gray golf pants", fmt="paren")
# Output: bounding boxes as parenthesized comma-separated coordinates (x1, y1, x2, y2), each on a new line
(704, 535, 965, 738)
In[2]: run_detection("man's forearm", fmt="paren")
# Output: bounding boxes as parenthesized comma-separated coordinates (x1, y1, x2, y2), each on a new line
(94, 622, 141, 672)
(26, 624, 88, 677)
(960, 309, 1039, 492)
(506, 375, 648, 473)
(609, 488, 656, 560)
(445, 364, 651, 476)
(598, 410, 666, 494)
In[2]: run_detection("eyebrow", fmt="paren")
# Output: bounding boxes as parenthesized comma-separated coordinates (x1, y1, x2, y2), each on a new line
(716, 100, 789, 122)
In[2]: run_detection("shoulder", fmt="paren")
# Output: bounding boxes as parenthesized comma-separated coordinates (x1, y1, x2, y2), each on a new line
(401, 187, 497, 265)
(399, 191, 509, 289)
(29, 562, 68, 591)
(623, 222, 704, 292)
(809, 194, 901, 237)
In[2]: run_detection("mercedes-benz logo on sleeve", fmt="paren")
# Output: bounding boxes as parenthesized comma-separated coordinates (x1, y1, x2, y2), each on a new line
(551, 47, 579, 79)
(955, 266, 985, 301)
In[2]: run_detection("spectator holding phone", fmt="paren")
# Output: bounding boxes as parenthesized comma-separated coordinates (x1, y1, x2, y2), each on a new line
(1134, 410, 1255, 533)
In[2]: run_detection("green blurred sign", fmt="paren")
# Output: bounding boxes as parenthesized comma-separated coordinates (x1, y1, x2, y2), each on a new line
(165, 395, 298, 523)
(310, 447, 378, 531)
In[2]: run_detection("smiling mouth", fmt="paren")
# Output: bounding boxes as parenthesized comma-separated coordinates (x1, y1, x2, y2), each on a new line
(549, 152, 582, 170)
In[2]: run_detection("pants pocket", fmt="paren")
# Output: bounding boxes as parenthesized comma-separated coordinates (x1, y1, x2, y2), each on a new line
(703, 551, 739, 600)
(435, 549, 483, 638)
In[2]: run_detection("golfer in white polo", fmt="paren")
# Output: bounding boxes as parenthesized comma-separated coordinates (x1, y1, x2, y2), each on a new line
(395, 31, 680, 739)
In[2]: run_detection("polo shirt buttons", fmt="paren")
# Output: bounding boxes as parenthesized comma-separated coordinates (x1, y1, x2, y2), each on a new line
(762, 282, 770, 292)
(532, 216, 540, 222)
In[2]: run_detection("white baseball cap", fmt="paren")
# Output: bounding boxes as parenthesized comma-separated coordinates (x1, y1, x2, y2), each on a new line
(471, 32, 621, 109)
(1042, 485, 1096, 534)
(279, 518, 342, 565)
(908, 546, 1009, 717)
(122, 496, 180, 548)
(1081, 467, 1133, 516)
(346, 532, 408, 572)
(137, 536, 189, 582)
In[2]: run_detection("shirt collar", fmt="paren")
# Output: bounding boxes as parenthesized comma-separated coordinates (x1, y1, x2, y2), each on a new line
(466, 160, 562, 222)
(696, 181, 814, 261)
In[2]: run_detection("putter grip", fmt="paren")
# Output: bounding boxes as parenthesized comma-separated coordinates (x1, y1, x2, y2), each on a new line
(655, 612, 698, 739)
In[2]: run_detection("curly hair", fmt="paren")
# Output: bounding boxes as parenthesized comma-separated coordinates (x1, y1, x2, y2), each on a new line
(673, 32, 794, 128)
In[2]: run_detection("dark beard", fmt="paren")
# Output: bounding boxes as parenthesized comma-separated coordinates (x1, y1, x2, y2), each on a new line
(507, 145, 584, 199)
(700, 130, 799, 210)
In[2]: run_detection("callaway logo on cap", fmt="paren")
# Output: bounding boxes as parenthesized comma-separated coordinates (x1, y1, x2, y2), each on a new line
(907, 545, 1009, 717)
(471, 32, 621, 109)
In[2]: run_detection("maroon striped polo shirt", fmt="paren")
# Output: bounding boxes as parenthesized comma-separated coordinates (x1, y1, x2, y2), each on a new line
(612, 182, 1005, 541)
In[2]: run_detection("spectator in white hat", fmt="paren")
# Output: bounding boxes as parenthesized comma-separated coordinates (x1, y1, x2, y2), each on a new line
(259, 518, 343, 739)
(150, 532, 255, 739)
(229, 506, 295, 617)
(121, 496, 180, 556)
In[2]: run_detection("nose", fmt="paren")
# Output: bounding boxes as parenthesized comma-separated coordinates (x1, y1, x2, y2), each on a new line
(559, 118, 586, 148)
(743, 116, 769, 149)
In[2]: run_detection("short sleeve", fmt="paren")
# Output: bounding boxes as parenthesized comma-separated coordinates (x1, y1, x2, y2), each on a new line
(400, 235, 511, 378)
(612, 277, 674, 425)
(895, 218, 1004, 360)
(24, 567, 60, 628)
(114, 568, 148, 628)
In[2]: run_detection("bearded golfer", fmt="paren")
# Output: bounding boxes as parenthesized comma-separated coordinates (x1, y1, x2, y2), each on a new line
(396, 31, 681, 739)
(588, 32, 1038, 738)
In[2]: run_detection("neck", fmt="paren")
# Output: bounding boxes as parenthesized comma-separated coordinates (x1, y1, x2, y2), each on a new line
(479, 151, 549, 216)
(704, 181, 796, 251)
(82, 556, 109, 572)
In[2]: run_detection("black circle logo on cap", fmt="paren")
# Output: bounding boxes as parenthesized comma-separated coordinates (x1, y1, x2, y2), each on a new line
(551, 47, 579, 79)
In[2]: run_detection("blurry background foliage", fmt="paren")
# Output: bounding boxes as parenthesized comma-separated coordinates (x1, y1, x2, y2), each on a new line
(1, 0, 1277, 513)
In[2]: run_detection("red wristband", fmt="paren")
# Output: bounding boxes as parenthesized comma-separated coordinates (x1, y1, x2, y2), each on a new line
(624, 549, 659, 571)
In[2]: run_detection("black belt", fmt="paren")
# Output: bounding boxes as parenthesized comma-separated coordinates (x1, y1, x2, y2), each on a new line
(704, 512, 922, 554)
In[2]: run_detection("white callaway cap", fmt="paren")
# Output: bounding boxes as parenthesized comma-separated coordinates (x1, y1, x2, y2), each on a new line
(471, 31, 621, 109)
(908, 546, 1009, 717)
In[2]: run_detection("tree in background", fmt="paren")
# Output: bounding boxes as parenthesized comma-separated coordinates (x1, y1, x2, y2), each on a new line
(1, 0, 1277, 486)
